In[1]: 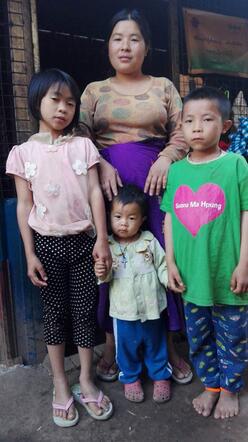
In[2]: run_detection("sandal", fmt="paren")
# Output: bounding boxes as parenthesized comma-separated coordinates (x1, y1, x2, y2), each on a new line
(124, 380, 144, 403)
(71, 383, 113, 421)
(52, 392, 79, 427)
(96, 357, 119, 382)
(153, 380, 171, 403)
(171, 358, 193, 385)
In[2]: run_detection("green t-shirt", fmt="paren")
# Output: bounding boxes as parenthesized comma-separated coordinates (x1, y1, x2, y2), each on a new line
(161, 153, 248, 306)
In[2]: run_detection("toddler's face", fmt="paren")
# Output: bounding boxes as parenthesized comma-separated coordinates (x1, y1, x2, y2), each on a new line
(110, 201, 145, 243)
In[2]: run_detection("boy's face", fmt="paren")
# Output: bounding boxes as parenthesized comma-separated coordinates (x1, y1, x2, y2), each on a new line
(182, 99, 231, 154)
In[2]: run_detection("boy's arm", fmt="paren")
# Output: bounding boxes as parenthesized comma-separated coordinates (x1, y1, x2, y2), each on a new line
(88, 165, 112, 271)
(14, 176, 47, 287)
(230, 210, 248, 294)
(164, 213, 185, 293)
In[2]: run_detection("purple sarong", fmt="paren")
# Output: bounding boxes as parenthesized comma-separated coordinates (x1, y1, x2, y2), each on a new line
(98, 141, 184, 332)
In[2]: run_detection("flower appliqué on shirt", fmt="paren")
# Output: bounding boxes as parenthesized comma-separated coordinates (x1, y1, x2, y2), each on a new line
(143, 247, 153, 264)
(25, 162, 37, 180)
(36, 203, 47, 219)
(44, 182, 60, 197)
(72, 160, 87, 175)
(112, 258, 119, 270)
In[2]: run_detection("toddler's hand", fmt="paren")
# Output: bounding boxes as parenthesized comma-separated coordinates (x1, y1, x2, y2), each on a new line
(167, 262, 185, 293)
(230, 264, 248, 294)
(27, 254, 48, 288)
(94, 259, 108, 280)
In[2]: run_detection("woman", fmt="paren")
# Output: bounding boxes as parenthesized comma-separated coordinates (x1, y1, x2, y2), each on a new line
(80, 9, 192, 385)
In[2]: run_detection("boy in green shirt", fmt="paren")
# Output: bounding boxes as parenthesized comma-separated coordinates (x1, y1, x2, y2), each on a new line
(161, 87, 248, 419)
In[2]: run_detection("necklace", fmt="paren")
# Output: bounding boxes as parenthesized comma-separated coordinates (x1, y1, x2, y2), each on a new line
(118, 243, 129, 268)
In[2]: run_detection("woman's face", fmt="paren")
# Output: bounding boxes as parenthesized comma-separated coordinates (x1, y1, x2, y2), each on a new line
(108, 20, 148, 76)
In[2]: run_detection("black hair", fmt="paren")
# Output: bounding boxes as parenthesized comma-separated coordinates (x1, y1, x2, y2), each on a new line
(111, 184, 148, 218)
(107, 9, 151, 49)
(28, 68, 81, 133)
(183, 86, 231, 121)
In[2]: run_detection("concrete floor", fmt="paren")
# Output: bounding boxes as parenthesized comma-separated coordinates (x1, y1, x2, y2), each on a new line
(1, 347, 248, 442)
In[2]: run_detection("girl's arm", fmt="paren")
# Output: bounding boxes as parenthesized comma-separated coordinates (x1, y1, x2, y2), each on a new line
(164, 213, 185, 293)
(230, 210, 248, 293)
(88, 165, 112, 271)
(14, 176, 47, 288)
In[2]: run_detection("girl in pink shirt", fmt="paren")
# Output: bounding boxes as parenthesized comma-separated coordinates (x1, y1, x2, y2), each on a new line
(6, 69, 113, 426)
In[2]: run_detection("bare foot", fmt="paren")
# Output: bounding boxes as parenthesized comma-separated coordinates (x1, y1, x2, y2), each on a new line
(53, 375, 76, 420)
(214, 390, 239, 419)
(193, 390, 219, 417)
(79, 377, 111, 416)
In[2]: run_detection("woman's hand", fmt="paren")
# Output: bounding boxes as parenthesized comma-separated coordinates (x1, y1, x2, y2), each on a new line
(99, 157, 122, 201)
(144, 156, 172, 196)
(27, 253, 48, 288)
(93, 238, 112, 273)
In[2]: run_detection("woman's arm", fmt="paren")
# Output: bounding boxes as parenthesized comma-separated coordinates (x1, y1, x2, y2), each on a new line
(14, 176, 47, 287)
(164, 213, 185, 293)
(98, 156, 122, 201)
(88, 165, 112, 271)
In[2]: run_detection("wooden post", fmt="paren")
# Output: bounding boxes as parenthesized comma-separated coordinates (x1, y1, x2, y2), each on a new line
(168, 0, 180, 90)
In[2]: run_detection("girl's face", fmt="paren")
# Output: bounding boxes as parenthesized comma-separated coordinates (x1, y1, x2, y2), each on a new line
(111, 200, 145, 243)
(108, 20, 148, 76)
(39, 84, 76, 138)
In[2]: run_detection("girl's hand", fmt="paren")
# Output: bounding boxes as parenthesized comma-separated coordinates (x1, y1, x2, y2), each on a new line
(167, 262, 185, 293)
(93, 238, 112, 273)
(230, 264, 248, 294)
(94, 259, 108, 279)
(27, 254, 48, 288)
(144, 156, 172, 196)
(99, 157, 122, 201)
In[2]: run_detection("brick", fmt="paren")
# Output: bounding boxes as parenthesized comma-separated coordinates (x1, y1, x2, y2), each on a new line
(11, 49, 25, 63)
(10, 25, 24, 39)
(13, 85, 27, 97)
(12, 61, 26, 74)
(15, 108, 29, 120)
(9, 13, 23, 26)
(10, 36, 24, 50)
(12, 72, 28, 86)
(8, 1, 22, 14)
(14, 97, 28, 108)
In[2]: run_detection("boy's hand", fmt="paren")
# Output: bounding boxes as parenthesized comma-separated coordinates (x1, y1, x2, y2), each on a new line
(167, 262, 186, 293)
(230, 264, 248, 294)
(27, 254, 48, 288)
(94, 259, 108, 280)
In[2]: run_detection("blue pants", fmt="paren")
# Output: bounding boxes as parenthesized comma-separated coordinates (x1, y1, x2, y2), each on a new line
(113, 317, 172, 384)
(184, 302, 248, 393)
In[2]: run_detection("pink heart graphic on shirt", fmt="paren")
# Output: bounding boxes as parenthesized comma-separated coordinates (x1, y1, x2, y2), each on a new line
(174, 183, 225, 236)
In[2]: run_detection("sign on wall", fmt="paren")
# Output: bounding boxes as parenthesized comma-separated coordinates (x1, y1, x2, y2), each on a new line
(183, 8, 248, 78)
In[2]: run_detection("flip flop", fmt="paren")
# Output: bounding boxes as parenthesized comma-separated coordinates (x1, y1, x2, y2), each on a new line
(52, 393, 79, 427)
(71, 383, 113, 421)
(96, 357, 119, 382)
(171, 359, 193, 384)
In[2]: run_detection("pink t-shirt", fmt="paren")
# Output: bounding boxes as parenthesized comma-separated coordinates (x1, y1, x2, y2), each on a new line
(6, 133, 100, 236)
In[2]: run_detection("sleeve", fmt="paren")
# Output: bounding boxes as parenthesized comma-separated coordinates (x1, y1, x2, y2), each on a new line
(160, 166, 174, 213)
(237, 156, 248, 211)
(83, 138, 100, 169)
(79, 84, 96, 136)
(159, 81, 189, 162)
(151, 238, 168, 288)
(6, 145, 26, 180)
